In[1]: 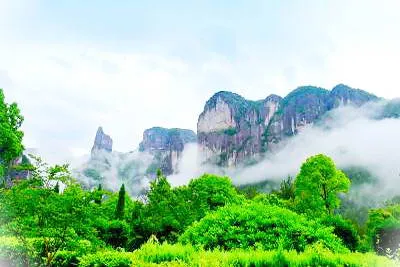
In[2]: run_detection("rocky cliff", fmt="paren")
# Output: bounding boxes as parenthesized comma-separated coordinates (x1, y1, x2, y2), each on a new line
(139, 127, 197, 175)
(198, 84, 378, 166)
(91, 127, 113, 156)
(197, 92, 281, 166)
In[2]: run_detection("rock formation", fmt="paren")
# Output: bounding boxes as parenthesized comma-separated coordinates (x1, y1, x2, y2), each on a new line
(91, 127, 113, 156)
(139, 127, 197, 175)
(198, 84, 378, 166)
(197, 91, 281, 166)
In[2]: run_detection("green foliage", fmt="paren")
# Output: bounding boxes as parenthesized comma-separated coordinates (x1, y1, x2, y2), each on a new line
(94, 184, 103, 205)
(223, 127, 237, 136)
(187, 174, 243, 216)
(0, 161, 102, 266)
(52, 250, 80, 267)
(367, 205, 400, 256)
(278, 175, 295, 200)
(97, 220, 130, 249)
(79, 251, 133, 267)
(131, 174, 242, 247)
(0, 89, 24, 184)
(115, 184, 126, 220)
(75, 242, 397, 267)
(294, 154, 351, 216)
(180, 202, 347, 252)
(320, 215, 360, 251)
(278, 86, 329, 113)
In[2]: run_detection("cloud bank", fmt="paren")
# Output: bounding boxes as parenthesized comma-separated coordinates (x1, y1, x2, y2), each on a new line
(169, 101, 400, 200)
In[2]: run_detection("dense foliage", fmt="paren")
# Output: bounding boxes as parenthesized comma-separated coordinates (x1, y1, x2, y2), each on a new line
(0, 89, 399, 266)
(0, 89, 24, 186)
(179, 202, 347, 252)
(295, 154, 350, 216)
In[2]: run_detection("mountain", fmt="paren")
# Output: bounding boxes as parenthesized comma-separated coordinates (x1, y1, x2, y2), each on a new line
(75, 83, 399, 194)
(197, 91, 281, 166)
(198, 84, 378, 166)
(75, 126, 196, 193)
(91, 127, 113, 156)
(139, 127, 197, 175)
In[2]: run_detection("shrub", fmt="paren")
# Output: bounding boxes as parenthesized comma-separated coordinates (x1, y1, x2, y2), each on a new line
(179, 203, 347, 252)
(137, 242, 195, 264)
(53, 251, 80, 267)
(79, 251, 133, 267)
(367, 205, 400, 256)
(97, 220, 130, 249)
(75, 243, 397, 267)
(0, 237, 38, 267)
(320, 215, 360, 251)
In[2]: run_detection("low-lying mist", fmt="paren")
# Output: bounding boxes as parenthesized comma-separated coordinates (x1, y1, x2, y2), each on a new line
(70, 100, 400, 202)
(170, 101, 400, 200)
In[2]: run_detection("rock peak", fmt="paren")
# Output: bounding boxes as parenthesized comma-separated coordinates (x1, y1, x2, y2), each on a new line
(91, 126, 113, 155)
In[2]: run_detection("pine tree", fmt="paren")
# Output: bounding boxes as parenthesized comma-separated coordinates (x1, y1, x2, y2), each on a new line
(54, 182, 60, 194)
(115, 184, 126, 220)
(95, 184, 102, 205)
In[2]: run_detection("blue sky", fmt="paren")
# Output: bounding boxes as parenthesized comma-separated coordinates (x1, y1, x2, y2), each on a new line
(1, 0, 400, 163)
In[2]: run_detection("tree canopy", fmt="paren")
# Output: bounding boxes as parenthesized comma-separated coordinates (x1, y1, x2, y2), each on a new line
(294, 154, 350, 216)
(0, 89, 24, 185)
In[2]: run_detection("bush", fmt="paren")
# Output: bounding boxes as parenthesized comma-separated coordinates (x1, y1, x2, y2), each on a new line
(367, 205, 400, 256)
(179, 203, 347, 252)
(79, 251, 133, 267)
(78, 243, 397, 266)
(320, 215, 360, 251)
(137, 242, 195, 264)
(0, 236, 39, 266)
(97, 220, 130, 249)
(53, 251, 80, 267)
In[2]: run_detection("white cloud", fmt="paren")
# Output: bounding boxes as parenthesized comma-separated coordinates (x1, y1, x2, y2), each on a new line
(1, 0, 400, 165)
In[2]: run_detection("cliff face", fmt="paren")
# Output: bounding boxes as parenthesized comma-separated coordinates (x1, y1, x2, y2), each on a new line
(139, 127, 197, 175)
(91, 127, 113, 156)
(198, 85, 378, 166)
(197, 92, 281, 166)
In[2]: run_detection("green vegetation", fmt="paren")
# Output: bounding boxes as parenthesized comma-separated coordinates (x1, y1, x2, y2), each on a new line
(222, 127, 237, 136)
(294, 154, 350, 216)
(0, 89, 24, 186)
(0, 89, 399, 266)
(277, 86, 329, 114)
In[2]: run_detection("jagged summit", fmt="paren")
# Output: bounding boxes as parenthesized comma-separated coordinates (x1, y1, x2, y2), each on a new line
(91, 127, 113, 156)
(198, 84, 381, 166)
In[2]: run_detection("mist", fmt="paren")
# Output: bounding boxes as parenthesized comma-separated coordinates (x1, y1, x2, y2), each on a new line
(170, 101, 400, 199)
(72, 150, 154, 195)
(68, 100, 400, 201)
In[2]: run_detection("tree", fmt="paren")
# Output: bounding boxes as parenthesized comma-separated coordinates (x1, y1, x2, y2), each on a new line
(94, 184, 103, 205)
(278, 175, 295, 201)
(115, 184, 126, 220)
(0, 161, 97, 266)
(294, 154, 350, 216)
(179, 202, 347, 252)
(187, 174, 243, 218)
(0, 89, 24, 186)
(130, 174, 243, 247)
(53, 182, 60, 193)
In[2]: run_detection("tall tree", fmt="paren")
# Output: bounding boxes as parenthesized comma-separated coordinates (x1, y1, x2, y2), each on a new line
(294, 154, 350, 216)
(0, 89, 24, 185)
(94, 184, 103, 205)
(278, 175, 295, 201)
(115, 184, 126, 219)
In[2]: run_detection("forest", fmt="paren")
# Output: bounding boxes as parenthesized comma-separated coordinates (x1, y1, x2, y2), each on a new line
(0, 88, 399, 267)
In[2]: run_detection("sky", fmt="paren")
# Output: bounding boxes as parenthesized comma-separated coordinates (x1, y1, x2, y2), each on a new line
(1, 0, 400, 163)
